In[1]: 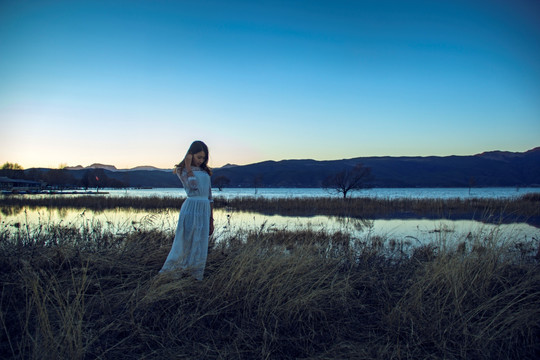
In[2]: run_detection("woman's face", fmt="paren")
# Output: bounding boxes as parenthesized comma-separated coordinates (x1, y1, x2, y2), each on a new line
(192, 151, 206, 167)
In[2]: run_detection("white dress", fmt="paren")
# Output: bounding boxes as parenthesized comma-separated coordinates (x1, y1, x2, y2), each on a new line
(160, 167, 213, 280)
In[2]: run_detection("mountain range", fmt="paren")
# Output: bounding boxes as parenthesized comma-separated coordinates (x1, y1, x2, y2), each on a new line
(65, 164, 165, 171)
(59, 147, 540, 188)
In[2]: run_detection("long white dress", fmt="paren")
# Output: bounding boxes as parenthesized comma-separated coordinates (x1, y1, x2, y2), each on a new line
(160, 167, 213, 280)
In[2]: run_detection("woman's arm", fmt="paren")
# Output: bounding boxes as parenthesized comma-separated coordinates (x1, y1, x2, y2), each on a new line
(183, 154, 198, 189)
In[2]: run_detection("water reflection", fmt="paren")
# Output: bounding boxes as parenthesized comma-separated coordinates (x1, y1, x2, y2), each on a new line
(217, 210, 537, 246)
(2, 207, 537, 247)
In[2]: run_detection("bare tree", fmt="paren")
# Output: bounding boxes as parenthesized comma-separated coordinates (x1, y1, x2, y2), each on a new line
(44, 169, 76, 190)
(1, 162, 23, 170)
(322, 163, 373, 199)
(0, 162, 24, 180)
(80, 169, 108, 190)
(213, 175, 231, 191)
(468, 176, 476, 195)
(253, 174, 263, 195)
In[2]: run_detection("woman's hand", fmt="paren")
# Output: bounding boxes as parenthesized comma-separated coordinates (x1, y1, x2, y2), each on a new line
(209, 217, 214, 235)
(185, 154, 193, 168)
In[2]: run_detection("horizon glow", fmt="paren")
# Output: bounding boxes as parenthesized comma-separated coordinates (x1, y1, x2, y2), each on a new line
(1, 0, 539, 169)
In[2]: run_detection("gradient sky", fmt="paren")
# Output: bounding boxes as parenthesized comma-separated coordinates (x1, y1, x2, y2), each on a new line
(1, 0, 539, 169)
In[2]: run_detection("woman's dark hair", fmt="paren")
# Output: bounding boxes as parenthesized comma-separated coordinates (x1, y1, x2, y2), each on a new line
(174, 140, 212, 175)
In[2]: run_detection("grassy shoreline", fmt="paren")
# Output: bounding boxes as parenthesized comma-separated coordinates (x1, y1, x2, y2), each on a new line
(1, 217, 539, 359)
(2, 193, 540, 227)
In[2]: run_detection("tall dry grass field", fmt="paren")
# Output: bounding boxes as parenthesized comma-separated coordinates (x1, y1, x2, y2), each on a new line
(0, 204, 539, 359)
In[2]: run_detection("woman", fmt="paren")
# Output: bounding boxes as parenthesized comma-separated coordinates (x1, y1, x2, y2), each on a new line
(159, 140, 214, 280)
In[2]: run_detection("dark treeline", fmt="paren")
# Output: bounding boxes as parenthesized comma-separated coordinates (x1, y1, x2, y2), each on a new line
(1, 168, 180, 189)
(0, 168, 127, 189)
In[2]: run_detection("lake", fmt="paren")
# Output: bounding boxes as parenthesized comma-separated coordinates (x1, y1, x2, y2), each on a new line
(2, 203, 538, 249)
(103, 186, 538, 199)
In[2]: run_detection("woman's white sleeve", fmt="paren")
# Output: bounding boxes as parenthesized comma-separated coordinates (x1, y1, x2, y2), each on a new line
(178, 170, 198, 190)
(188, 176, 198, 190)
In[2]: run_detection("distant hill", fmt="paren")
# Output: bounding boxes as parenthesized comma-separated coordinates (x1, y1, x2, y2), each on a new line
(66, 163, 118, 171)
(65, 164, 168, 171)
(129, 166, 166, 171)
(60, 168, 180, 188)
(19, 147, 540, 188)
(211, 147, 540, 188)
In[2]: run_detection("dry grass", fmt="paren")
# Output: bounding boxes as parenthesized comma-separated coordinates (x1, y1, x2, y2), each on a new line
(215, 194, 540, 225)
(1, 215, 539, 359)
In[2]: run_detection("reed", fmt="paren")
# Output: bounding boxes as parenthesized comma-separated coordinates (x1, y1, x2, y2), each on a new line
(215, 195, 540, 224)
(0, 195, 182, 210)
(1, 217, 538, 359)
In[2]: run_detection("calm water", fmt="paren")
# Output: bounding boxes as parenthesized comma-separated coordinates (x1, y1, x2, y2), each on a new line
(104, 187, 539, 199)
(2, 206, 538, 248)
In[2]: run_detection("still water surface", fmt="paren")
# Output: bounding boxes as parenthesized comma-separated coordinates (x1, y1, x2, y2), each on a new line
(2, 206, 538, 247)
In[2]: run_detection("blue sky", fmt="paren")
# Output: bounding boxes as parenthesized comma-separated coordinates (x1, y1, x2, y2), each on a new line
(1, 0, 539, 169)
